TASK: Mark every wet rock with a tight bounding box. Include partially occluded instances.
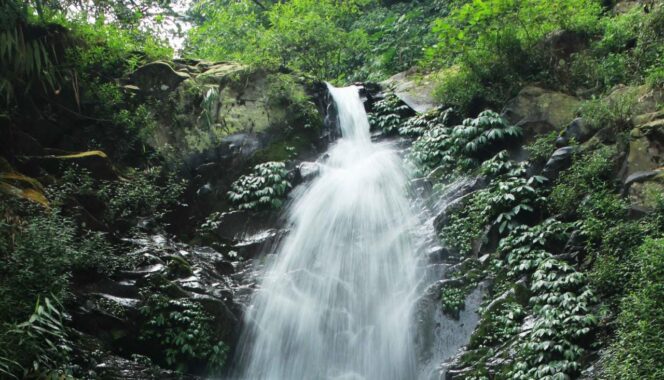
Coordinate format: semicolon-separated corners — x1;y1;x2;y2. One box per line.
232;228;285;259
296;161;320;183
211;210;279;242
542;146;577;181
417;281;489;380
432;177;487;232
502;86;580;142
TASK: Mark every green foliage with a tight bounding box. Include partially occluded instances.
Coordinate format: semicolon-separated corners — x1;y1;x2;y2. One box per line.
472;301;525;348
0;296;73;379
550;145;617;215
427;0;603;111
187;0;370;81
498;219;570;278
578;89;638;133
510;258;596;380
0;206;112;322
367;93;412;134
409;110;521;175
570;6;664;92
350;1;447;80
139;295;229;374
228;161;292;210
398;106;458;137
99;166;186;222
440;285;467;319
525;131;558;164
602;238;664;380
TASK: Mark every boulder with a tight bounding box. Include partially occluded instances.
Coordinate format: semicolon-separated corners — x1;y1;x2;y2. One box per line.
542;146;577;181
557;117;595;146
381;70;437;113
502;86;580;142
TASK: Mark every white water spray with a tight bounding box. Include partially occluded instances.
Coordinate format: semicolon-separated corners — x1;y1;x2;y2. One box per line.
236;85;423;380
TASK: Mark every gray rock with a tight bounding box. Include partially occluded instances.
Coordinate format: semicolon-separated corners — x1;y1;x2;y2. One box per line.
502;86;580;143
542;146;577;180
381;70;437;113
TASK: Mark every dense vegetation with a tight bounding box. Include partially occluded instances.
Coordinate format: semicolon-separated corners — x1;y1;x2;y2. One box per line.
1;0;663;378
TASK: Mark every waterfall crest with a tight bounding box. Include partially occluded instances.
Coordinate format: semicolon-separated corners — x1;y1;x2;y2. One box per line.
236;84;423;380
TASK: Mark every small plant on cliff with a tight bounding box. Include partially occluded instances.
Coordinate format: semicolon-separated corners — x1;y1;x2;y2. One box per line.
228;161;292;210
440;285;466;319
0;296;73;379
409;110;521;175
398;106;458;137
368;93;412;134
602;238;664;380
139;295;229;374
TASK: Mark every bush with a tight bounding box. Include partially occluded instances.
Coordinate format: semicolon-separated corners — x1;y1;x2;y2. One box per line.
409;110;521;175
228;161;291;210
550;145;617;215
0;297;73;379
426;0;602;111
0;208;112;322
367;93;412;134
603;238;664;380
525;131;558;165
139;295;229;374
440;285;467;319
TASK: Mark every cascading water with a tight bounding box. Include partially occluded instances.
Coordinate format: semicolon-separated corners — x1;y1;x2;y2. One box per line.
235;85;424;380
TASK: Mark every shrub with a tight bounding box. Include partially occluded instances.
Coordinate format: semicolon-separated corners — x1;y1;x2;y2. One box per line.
440;285;467;319
0;208;112;322
577;90;638;133
367;93;412;134
99;166;186;223
227;161;291;210
0;297;73;379
510;258;596;380
398;106;458;137
409;110;521;175
550;145;617;215
525;131;558;165
139;295;229;374
602;238;664;380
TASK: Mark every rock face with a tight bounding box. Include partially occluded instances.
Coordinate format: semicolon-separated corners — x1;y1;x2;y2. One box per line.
502;86;580;142
129;61;191;97
125;60;332;237
71;234;244;376
381;70;437;113
622;110;664;209
126;61;324;161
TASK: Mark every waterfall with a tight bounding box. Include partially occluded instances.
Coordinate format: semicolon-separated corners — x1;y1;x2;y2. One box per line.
236;84;424;380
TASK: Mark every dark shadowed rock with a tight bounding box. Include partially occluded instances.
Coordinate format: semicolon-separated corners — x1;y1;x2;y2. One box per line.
542;146;577;180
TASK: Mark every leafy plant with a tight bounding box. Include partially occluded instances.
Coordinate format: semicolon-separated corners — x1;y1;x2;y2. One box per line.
525;131;559;165
367;93;412;134
228;161;291;210
550;145;617;215
440;285;467;319
602;238;664;380
0;296;73;379
139;295;229;374
409;110;521;176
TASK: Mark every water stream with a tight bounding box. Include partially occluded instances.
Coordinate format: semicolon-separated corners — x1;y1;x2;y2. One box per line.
235;85;427;380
